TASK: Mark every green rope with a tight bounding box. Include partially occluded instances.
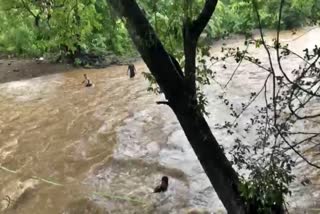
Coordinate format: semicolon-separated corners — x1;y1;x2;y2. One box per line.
0;165;17;174
0;165;63;187
93;192;146;205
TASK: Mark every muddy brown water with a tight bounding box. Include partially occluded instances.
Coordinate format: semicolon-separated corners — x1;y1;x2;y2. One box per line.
0;28;320;214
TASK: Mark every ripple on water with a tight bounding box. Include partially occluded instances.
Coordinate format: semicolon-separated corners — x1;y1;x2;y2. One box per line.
97;107;225;213
85;158;190;214
0;75;63;102
0;179;40;212
0;139;18;161
1;28;320;213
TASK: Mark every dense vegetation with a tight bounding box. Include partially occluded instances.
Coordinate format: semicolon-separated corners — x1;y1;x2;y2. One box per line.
0;0;319;59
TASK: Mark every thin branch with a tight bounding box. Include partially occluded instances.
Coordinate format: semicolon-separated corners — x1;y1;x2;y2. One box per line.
268;45;310;65
283;133;320;152
252;0;275;74
287;131;320;135
252;0;277;127
303;141;320;155
296;55;320;83
288;27;318;42
232;74;271;125
274;0;320;98
253;0;320;169
245;58;272;73
224;44;250;88
20;0;37;18
278;130;320;169
262;79;270;156
288;86;320;120
156;101;170;106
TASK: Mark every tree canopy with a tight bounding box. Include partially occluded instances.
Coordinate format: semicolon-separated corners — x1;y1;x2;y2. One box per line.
0;0;319;58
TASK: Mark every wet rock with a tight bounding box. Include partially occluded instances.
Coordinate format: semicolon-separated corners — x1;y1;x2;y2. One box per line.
0;179;39;211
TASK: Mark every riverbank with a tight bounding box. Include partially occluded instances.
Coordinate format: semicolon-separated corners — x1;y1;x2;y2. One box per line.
0;59;72;84
1;26;317;84
0;54;139;84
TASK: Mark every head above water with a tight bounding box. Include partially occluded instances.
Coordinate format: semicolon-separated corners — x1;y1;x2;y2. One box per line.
161;176;168;183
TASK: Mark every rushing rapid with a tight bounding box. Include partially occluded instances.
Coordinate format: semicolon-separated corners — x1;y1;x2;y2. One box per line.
1;28;320;213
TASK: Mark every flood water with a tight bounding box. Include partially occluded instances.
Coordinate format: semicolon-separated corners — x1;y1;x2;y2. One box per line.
0;28;320;214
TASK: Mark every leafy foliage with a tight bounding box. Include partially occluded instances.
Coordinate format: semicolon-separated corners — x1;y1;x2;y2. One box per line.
1;0;318;58
215;19;320;213
0;0;135;58
209;0;320;37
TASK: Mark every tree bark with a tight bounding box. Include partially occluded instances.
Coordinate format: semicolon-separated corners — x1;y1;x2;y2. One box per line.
183;0;219;101
171;101;246;213
183;21;197;103
106;0;247;212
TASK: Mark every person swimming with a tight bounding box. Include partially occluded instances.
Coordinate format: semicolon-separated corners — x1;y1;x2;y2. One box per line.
153;176;169;193
127;64;136;78
82;74;93;87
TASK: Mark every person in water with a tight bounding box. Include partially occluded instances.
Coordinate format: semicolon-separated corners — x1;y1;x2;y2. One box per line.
127;64;136;78
154;176;169;193
82;74;93;87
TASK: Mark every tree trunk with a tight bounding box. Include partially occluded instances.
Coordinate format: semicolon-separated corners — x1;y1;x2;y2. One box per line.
183;22;197;101
170;96;246;213
106;0;248;212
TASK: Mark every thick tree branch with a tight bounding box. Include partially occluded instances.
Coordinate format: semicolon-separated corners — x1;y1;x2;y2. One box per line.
107;0;185;104
183;0;218;105
191;0;218;38
156;101;170;106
